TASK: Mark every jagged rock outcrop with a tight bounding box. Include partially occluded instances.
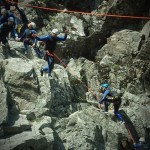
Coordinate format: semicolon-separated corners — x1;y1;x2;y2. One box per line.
53;107;128;150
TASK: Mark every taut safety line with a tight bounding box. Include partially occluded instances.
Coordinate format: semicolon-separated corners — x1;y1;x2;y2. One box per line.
53;53;100;100
7;0;150;20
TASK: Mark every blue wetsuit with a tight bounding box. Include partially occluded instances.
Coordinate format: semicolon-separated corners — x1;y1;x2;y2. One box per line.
21;29;37;54
99;88;123;121
0;22;14;44
99;89;109;112
0;12;18;38
35;33;67;76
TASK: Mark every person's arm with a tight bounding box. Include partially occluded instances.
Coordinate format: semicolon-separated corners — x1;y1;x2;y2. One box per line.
0;23;3;29
57;29;68;41
15;5;29;24
99;90;109;104
32;34;51;41
57;33;67;41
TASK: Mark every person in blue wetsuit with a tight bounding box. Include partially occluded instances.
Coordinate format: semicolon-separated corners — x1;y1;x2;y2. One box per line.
99;83;124;124
0;8;18;39
32;28;68;77
0;8;17;25
0;17;17;57
15;5;29;37
18;22;42;57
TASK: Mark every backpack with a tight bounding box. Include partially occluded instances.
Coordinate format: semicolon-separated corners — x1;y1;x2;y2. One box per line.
26;29;32;39
107;90;121;104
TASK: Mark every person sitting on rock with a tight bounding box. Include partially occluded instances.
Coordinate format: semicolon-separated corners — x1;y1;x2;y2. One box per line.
32;28;68;77
18;22;42;57
99;83;124;124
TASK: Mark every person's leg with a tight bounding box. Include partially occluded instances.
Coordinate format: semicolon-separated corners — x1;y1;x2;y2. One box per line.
42;66;48;72
47;56;54;76
34;46;43;58
114;102;123;121
2;37;10;58
11;28;18;40
40;66;48;76
104;99;108;112
40;56;53;76
23;40;28;54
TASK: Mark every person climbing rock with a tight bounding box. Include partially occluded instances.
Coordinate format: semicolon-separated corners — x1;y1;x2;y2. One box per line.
0;17;17;44
99;83;124;124
32;27;68;77
0;8;17;25
14;4;29;37
0;8;18;39
0;17;17;56
18;22;42;57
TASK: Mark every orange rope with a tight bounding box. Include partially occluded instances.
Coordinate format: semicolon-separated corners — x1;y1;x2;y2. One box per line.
53;53;100;100
125;123;138;144
7;0;150;20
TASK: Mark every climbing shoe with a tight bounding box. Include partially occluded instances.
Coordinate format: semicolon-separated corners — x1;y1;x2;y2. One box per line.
118;121;125;125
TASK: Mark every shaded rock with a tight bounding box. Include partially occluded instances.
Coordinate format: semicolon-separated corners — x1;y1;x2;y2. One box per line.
0;116;54;150
4;114;31;135
53;107;127;150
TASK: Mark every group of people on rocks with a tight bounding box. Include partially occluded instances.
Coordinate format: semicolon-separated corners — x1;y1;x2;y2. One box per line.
0;0;68;76
0;1;149;149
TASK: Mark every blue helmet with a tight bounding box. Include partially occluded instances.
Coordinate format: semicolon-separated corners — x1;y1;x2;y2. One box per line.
101;83;109;88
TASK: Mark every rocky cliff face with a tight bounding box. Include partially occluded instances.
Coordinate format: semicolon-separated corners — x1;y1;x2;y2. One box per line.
0;0;150;150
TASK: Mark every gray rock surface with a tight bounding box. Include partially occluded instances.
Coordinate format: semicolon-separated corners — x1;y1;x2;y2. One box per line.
0;0;150;150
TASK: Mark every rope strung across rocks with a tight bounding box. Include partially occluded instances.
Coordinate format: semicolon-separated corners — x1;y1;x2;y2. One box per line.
53;52;100;100
7;0;150;20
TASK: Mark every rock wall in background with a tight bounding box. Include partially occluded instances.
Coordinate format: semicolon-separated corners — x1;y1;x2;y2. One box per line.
0;0;150;149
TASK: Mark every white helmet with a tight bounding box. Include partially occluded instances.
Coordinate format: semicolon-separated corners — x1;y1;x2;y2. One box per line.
8;17;14;22
52;29;59;35
30;22;36;29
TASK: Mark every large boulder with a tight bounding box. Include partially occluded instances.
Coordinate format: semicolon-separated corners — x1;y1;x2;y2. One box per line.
0;116;54;150
53;107;128;150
